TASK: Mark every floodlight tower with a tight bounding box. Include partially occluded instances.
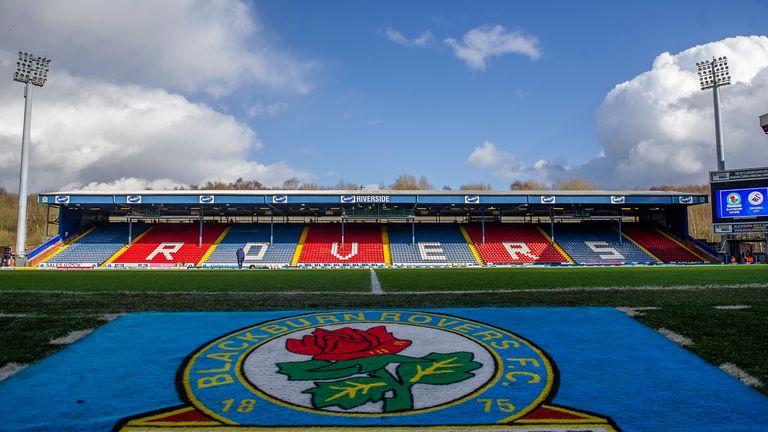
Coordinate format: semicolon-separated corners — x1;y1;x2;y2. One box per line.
13;51;51;266
696;56;731;171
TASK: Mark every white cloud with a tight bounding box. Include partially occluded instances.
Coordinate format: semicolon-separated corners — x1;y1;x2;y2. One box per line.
67;177;186;191
385;27;433;48
584;35;768;188
248;102;288;118
0;0;313;96
466;141;531;179
0;50;310;192
445;24;540;70
467;36;768;189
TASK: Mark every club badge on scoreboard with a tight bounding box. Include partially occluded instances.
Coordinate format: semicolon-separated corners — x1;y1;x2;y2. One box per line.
116;311;618;431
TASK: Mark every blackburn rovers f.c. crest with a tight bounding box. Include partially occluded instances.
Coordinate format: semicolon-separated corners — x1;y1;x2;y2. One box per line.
117;311;619;431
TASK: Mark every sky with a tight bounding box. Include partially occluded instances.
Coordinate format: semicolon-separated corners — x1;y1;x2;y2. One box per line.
0;0;767;192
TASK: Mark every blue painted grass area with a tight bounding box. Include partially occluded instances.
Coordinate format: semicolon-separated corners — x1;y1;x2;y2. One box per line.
0;308;765;431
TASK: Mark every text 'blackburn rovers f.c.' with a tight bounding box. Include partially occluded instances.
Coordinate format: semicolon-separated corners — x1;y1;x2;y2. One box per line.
117;311;618;431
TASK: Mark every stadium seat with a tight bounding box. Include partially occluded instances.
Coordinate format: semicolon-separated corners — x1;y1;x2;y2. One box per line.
112;223;227;266
388;224;478;265
465;223;570;264
203;223;303;266
298;223;384;265
552;223;658;264
621;225;705;263
44;223;149;266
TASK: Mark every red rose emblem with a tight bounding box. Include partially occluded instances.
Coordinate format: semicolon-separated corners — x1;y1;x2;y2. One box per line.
286;326;412;361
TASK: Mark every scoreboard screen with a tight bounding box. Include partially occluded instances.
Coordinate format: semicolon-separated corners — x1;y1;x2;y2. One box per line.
715;186;768;219
711;171;768;225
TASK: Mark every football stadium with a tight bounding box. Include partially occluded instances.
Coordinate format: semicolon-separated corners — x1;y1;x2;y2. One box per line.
2;3;768;432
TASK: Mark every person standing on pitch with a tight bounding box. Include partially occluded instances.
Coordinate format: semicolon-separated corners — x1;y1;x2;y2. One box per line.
236;247;245;269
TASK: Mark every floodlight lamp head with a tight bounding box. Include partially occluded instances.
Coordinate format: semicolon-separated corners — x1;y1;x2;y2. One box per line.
12;51;50;87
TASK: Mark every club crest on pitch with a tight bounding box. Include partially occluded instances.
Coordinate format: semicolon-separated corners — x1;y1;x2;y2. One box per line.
117;311;618;431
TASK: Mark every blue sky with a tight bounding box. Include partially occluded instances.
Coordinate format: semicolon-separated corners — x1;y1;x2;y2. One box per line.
1;1;767;191
231;0;768;188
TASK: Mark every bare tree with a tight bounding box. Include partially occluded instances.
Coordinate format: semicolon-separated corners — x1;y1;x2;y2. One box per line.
281;178;300;190
553;178;598;190
390;175;433;190
335;180;359;190
510;180;548;190
459;183;493;191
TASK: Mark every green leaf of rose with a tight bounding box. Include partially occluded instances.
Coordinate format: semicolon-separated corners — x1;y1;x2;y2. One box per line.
314;354;427;374
396;352;482;386
305;377;392;410
276;359;359;381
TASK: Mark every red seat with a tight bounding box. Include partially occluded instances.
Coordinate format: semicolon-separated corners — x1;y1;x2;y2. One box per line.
113;223;227;266
465;223;569;264
621;225;703;263
299;224;384;264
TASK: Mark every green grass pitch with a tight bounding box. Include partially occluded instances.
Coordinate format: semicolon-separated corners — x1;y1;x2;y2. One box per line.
1;265;766;395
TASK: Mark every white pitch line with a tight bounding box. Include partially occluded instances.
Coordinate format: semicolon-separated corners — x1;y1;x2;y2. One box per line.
0;363;28;382
1;283;767;296
616;306;661;317
370;269;383;294
720;363;764;388
658;328;694;347
49;329;94;345
714;305;751;310
0;313;33;318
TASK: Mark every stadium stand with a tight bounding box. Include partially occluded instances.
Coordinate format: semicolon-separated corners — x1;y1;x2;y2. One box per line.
43;223;148;267
466;223;570;264
552;222;658;264
621;224;706;263
388;223;478;265
203;223;303;267
111;223;227;266
298;223;384;265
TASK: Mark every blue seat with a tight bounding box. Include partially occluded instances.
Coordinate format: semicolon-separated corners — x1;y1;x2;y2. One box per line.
46;223;148;265
551;223;656;264
388;224;477;265
204;224;303;266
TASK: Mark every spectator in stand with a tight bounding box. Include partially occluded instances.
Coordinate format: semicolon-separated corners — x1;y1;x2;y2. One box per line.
236;247;245;269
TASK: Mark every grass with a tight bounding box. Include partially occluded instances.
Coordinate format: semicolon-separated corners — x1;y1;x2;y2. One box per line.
0;266;766;397
0;315;104;364
376;266;768;291
0;269;370;292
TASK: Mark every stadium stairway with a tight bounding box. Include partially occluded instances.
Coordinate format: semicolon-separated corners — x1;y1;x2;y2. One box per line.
110;223;227;267
465;223;571;264
621;224;707;263
388;224;479;266
552;223;659;264
297;223;384;265
40;223;149;267
202;223;304;267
